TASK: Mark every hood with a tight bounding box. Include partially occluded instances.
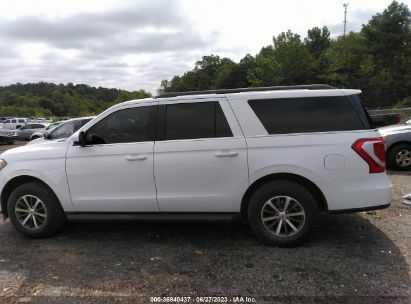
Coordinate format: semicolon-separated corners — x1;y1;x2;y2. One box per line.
378;124;411;136
27;137;47;145
1;139;69;161
26;137;67;145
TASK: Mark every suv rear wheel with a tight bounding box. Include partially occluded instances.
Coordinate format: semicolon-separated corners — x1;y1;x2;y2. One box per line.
7;182;66;238
388;143;411;171
248;180;318;247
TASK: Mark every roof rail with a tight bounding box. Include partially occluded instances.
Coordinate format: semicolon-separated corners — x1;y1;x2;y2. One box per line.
155;84;336;98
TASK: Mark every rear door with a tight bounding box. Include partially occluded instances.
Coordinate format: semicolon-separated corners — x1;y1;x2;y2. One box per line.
19;124;33;138
154;98;248;212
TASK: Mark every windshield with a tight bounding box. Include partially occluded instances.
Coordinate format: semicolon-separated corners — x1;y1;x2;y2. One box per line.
46;122;62;131
47;119;91;140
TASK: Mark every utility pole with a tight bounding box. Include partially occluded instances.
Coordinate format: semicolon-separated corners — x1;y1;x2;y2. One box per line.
343;3;349;37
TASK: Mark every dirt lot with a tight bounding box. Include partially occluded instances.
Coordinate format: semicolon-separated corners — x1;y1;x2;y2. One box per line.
0;141;410;303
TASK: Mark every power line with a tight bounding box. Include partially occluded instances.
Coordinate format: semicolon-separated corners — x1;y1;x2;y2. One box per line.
343;3;349;37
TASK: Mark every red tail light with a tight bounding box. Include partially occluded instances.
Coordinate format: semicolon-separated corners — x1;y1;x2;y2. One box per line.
396;114;401;123
352;137;386;173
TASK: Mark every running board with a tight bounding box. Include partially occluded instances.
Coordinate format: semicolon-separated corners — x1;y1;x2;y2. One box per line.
65;212;241;222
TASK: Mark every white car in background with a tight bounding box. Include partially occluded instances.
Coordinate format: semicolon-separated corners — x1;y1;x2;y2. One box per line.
0;129;18;144
2;118;28;130
0;85;392;246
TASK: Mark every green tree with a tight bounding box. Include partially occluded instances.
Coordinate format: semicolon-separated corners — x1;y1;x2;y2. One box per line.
362;1;411;64
360;1;411;106
0;83;151;117
304;26;331;59
320;32;368;87
247;46;282;86
215;54;257;89
272;30;316;84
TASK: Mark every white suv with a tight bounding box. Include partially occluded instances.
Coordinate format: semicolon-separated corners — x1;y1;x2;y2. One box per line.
0;85;392;246
2;118;27;129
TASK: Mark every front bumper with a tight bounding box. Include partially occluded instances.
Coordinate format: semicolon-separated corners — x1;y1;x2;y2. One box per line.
0;135;17;142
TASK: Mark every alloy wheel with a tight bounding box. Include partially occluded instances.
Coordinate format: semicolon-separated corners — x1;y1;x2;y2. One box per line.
15;195;47;230
395;149;411;167
260;196;306;237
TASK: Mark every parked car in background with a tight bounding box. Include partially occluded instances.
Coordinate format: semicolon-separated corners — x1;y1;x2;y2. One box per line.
17;123;48;140
0;85;392;246
29;117;95;144
0;129;17;144
2;118;28;130
29;117;48;124
370;113;401;128
30;121;63;141
379;122;411;171
0;117;11;123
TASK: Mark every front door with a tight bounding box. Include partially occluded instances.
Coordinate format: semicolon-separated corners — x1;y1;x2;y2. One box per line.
66;103;159;212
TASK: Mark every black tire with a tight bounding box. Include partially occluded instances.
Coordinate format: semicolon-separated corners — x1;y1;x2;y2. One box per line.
30;136;39;141
388;144;411;171
7;182;66;238
248;180;319;247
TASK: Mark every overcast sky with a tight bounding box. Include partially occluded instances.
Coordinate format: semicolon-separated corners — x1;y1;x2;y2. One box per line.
0;0;409;93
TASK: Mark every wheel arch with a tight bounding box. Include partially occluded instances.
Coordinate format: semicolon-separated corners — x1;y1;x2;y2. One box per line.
1;175;61;219
241;173;328;219
386;141;411;153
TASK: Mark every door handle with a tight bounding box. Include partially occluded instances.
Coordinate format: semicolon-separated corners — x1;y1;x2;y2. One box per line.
214;151;239;157
126;155;147;161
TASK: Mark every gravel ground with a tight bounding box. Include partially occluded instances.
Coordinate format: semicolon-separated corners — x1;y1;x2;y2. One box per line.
0;141;410;304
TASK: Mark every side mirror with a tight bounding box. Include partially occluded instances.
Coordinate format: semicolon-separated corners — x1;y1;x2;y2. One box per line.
78;131;87;147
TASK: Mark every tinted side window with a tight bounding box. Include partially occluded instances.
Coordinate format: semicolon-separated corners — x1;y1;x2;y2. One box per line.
163;101;232;140
216;104;233;137
248;96;366;134
347;94;373;129
86;106;156;145
18;119;25;123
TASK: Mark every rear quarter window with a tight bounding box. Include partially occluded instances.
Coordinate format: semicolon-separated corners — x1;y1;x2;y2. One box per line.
248;96;366;134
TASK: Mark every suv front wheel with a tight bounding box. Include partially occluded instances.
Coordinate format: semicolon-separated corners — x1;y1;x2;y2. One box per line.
7;182;66;238
248;180;319;247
